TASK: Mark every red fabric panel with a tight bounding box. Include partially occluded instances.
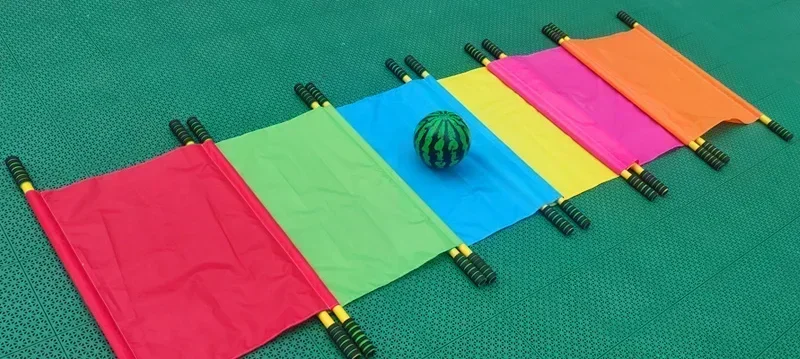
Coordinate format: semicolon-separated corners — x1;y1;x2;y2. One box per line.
26;190;135;359
36;144;330;359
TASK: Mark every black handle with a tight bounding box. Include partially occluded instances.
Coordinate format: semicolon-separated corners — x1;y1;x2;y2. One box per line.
481;39;505;59
625;174;658;201
541;205;576;235
542;23;568;44
5;156;32;188
341;318;377;358
767;120;794;141
464;43;489;65
617;11;639;28
637;170;669;196
404;55;428;78
697;142;730;164
385;58;410;83
305;82;330;106
294;83;317;109
169;119;194;146
326;320;364;359
466;252;497;284
558;199;591;229
452;252;487;286
694;146;725;171
186;117;213;143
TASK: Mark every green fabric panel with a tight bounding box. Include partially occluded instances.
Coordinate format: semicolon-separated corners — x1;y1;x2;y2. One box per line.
217;106;461;305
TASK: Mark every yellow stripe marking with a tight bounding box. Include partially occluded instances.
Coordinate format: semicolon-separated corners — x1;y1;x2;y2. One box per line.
498;53;508;59
318;311;335;328
480;58;491;66
457;243;473;256
20;181;34;193
759;114;773;125
688;141;701;151
332;305;350;322
448;248;460;258
322;101;332;107
310;102;320;109
420;71;430;78
620;169;633;180
630;163;645;175
401;75;412;83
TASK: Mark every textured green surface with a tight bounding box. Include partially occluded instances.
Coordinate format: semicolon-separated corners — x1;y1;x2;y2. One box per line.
0;0;798;358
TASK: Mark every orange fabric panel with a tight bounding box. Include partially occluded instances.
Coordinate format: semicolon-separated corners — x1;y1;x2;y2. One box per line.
563;26;761;144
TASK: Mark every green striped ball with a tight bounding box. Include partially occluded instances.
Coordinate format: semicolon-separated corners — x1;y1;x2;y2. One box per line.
413;111;471;169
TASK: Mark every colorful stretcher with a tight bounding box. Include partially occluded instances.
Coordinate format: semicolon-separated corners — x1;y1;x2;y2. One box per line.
6;10;790;359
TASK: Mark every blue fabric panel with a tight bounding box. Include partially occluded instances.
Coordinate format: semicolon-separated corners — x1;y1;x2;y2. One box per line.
338;76;560;244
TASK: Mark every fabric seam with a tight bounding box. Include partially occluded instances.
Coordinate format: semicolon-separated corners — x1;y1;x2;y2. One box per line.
492;58;634;173
198;142;337;307
324;105;462;246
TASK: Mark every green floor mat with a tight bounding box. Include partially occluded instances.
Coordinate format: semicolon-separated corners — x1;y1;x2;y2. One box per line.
0;0;798;358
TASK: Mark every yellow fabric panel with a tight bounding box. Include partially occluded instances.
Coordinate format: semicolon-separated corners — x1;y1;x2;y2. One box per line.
439;68;617;199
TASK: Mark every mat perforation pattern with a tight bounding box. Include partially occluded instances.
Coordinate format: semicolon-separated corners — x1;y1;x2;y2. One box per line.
1;0;798;358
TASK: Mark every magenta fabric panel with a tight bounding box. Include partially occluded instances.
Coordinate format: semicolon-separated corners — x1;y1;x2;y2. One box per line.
488;47;681;171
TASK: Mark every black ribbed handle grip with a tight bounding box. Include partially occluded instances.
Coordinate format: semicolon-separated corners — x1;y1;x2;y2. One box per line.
404;55;428;78
341;318;376;358
481;39;505;59
5;156;31;188
466;252;497;284
542;23;568;44
637;170;669;196
694;146;725;171
385;58;410;83
452;252;487;286
617;11;638;28
294;83;317;108
464;43;488;65
626;174;658;201
326;321;363;359
558;200;591;229
698;142;730;164
169;119;194;146
305;82;330;106
767;120;794;141
186;117;212;143
541;205;575;235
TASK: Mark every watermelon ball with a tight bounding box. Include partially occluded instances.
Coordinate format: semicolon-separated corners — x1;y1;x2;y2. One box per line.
413;110;471;169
